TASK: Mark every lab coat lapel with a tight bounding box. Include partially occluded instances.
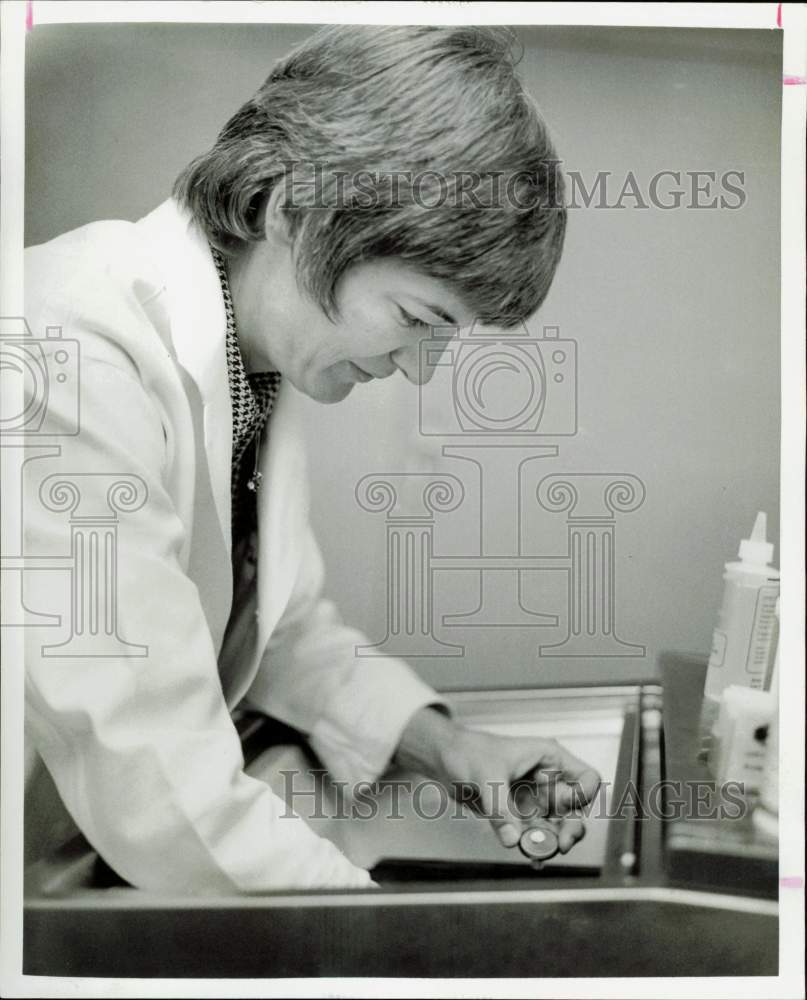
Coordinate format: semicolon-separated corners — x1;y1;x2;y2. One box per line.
138;200;233;559
219;384;304;709
136;201;234;651
138;201;306;690
255;381;305;655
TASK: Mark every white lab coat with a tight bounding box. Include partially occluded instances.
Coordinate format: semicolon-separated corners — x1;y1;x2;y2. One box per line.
22;198;443;893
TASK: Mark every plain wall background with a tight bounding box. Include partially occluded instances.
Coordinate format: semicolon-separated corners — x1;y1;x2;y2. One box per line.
25;23;781;691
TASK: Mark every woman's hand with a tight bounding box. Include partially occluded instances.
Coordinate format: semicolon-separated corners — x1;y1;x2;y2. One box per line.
395;706;602;851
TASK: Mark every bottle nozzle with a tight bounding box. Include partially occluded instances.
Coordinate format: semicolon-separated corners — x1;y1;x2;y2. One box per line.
739;511;774;565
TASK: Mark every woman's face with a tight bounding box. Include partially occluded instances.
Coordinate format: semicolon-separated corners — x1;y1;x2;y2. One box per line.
228;237;476;404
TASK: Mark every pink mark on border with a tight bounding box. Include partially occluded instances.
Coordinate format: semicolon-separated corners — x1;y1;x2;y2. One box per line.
776;3;782;28
25;1;33;31
783;75;807;85
780;876;804;889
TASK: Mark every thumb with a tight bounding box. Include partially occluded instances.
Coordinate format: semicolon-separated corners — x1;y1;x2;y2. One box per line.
475;774;523;848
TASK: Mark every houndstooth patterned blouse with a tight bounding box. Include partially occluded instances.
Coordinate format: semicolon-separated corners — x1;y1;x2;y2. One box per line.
210;246;282;550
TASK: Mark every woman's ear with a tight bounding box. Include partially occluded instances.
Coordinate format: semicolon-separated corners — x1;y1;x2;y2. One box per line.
262;182;294;247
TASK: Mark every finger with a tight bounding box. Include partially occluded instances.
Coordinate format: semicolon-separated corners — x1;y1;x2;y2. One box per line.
556;817;586;854
524;741;602;810
476;775;523;848
559;767;602;811
530;770;575;817
510;777;542;824
516;771;576;819
537;775;601;817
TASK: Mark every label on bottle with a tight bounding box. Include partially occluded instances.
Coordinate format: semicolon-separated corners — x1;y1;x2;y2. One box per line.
746;586;779;689
703;576;779;699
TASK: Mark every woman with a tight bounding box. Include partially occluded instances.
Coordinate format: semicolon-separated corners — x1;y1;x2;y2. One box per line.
23;25;599;892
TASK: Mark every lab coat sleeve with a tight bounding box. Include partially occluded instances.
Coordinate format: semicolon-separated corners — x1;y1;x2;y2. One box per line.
23;352;372;893
243;522;450;790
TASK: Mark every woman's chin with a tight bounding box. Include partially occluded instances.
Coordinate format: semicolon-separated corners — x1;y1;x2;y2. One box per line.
304;376;355;405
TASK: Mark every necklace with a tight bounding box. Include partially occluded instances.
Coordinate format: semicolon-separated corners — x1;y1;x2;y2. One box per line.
209;244;280;530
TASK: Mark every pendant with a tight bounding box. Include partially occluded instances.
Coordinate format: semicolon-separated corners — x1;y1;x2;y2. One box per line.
247;427;263;492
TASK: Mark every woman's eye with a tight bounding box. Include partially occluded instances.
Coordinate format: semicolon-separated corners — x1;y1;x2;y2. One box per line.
399;309;428;330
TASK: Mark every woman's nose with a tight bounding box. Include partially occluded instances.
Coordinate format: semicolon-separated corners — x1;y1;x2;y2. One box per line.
391;342;425;385
392;335;452;386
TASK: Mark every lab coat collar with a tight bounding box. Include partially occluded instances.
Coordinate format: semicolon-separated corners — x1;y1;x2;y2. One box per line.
136;199;233;560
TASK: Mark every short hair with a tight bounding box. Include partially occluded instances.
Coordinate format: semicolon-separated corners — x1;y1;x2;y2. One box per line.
174;25;566;327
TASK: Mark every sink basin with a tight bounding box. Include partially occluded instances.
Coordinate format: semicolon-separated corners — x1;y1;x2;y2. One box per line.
243;688;627;875
23;681;778;978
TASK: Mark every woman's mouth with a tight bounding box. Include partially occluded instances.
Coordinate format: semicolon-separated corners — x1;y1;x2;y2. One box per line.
348;362;374;383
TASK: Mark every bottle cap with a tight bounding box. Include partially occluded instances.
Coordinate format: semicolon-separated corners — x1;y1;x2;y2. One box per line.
738;511;774;565
518;821;560;862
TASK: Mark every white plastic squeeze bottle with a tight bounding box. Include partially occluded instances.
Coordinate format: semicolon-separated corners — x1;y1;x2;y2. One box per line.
753;596;780;838
698;512;780;763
